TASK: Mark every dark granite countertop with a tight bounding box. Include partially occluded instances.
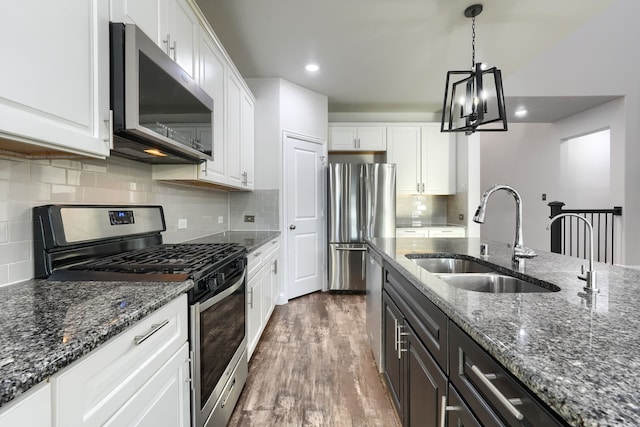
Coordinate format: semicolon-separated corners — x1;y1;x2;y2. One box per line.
367;237;640;427
0;279;193;408
185;230;280;252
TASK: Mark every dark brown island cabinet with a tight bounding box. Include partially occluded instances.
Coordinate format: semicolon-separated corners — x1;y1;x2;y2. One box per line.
382;264;568;427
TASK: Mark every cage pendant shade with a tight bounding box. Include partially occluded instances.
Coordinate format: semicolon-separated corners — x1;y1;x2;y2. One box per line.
440;5;507;134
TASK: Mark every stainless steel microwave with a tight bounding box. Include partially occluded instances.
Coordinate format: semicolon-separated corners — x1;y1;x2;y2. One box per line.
110;23;213;164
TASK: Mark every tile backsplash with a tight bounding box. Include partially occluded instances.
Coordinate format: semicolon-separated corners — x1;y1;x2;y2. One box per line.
0;155;230;286
396;194;448;226
229;189;279;230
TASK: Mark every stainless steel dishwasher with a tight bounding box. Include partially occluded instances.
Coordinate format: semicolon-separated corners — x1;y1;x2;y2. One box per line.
366;247;384;373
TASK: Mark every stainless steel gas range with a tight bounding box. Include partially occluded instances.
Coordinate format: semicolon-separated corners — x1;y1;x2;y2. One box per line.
33;204;247;427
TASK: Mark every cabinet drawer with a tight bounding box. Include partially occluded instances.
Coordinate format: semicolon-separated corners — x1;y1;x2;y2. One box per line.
247;249;263;280
52;294;188;426
262;238;280;261
428;227;465;238
449;322;566;427
384;266;448;372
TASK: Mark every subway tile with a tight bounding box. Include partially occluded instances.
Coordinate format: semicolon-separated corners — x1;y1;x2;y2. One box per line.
51;185;78;202
51;159;82;170
8;221;31;242
8;259;34;285
0;241;30;264
0;159;30;181
0;181;8;200
7;202;31;223
0;265;8;286
31;164;66;185
82;160;108;173
0;201;7;222
0;222;7;243
67;169;97;187
9;181;51;202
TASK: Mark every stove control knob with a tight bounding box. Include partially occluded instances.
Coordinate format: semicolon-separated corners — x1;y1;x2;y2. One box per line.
216;272;226;285
201;276;217;291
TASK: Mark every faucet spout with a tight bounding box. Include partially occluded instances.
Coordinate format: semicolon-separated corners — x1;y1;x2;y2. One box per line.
547;214;598;293
474;184;537;265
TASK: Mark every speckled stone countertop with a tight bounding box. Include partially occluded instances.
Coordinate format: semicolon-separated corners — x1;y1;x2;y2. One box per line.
185;230;280;252
367;237;640;427
0;279;193;408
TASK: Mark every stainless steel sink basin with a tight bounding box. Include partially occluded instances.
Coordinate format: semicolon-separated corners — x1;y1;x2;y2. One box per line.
408;257;495;274
436;273;558;293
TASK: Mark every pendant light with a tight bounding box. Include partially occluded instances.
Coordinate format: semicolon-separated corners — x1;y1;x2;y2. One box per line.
441;4;507;135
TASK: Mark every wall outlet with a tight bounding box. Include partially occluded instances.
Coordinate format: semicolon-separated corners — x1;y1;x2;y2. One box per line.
218;216;224;224
244;215;255;223
178;219;188;229
458;213;465;221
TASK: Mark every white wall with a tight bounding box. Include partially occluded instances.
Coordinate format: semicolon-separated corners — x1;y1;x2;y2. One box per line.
0;155;230;286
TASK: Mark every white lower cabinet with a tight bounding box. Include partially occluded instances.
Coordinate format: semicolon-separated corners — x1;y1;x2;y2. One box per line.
396;227;466;238
51;294;189;426
246;237;281;359
0;383;51;427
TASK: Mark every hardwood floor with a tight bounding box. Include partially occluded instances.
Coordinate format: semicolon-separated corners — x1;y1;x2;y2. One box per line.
229;292;401;427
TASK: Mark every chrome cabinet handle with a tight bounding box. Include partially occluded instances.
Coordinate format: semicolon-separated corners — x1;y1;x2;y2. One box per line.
439;396;461;427
273;259;278;274
393;318;399;352
416;183;420;192
134;319;170;345
470;365;524;420
186;350;195;391
248;287;254;308
103;110;113;148
397;324;409;359
422;182;425;192
163;34;172;55
335;247;367;251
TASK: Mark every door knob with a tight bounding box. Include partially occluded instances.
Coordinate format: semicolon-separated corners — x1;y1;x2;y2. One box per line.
289;224;296;230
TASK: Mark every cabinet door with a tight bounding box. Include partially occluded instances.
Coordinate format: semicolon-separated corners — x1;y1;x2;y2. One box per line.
428;227;465;238
103;343;190;427
328;126;357;150
226;73;243;187
382;291;404;418
421;125;456;195
446;385;483;427
261;264;272;326
241;91;255;189
110;0;167;46
247;272;263;359
167;0;198;78
0;383;51;427
198;26;227;184
0;0;110;158
396;228;429;238
405;324;447;427
387;126;421;194
357;126;387;150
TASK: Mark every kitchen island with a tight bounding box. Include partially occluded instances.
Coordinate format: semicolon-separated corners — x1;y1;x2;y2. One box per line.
368;236;640;426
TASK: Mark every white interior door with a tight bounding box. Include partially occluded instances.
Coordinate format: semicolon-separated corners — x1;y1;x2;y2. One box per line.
284;134;325;300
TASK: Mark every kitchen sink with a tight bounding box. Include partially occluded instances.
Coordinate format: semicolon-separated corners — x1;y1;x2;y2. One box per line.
436;273;559;293
407;256;495;274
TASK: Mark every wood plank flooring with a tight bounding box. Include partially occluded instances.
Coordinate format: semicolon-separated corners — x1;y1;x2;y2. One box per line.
228;292;401;427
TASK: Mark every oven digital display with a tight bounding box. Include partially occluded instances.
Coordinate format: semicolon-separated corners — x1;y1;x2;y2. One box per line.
109;210;135;225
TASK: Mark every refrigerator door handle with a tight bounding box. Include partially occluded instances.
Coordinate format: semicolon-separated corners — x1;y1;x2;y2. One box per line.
335;247;368;251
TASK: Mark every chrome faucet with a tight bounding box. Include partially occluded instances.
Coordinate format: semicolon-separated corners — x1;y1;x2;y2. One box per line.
547;214;598;293
473;184;537;265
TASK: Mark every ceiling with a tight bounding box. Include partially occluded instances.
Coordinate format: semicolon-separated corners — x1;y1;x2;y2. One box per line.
195;0;617;122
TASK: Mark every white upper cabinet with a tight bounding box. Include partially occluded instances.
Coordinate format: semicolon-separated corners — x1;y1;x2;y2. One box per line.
387;124;456;195
167;0;198;78
241;92;255;189
197;25;226;183
111;0;197;78
110;0;166;45
0;0;111;158
328;125;386;151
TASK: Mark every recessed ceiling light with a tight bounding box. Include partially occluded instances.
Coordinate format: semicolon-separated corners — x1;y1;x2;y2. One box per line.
514;108;528;117
305;63;319;72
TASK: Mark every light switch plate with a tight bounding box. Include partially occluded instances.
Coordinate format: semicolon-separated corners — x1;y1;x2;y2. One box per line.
218;216;224;224
244;215;255;223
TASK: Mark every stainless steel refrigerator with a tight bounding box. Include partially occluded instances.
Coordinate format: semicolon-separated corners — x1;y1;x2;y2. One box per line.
328;163;396;291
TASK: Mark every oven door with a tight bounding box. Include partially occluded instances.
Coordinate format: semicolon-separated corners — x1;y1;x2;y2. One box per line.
190;268;246;427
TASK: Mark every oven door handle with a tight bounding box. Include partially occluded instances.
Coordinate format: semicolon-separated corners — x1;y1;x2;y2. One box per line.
198;268;247;311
